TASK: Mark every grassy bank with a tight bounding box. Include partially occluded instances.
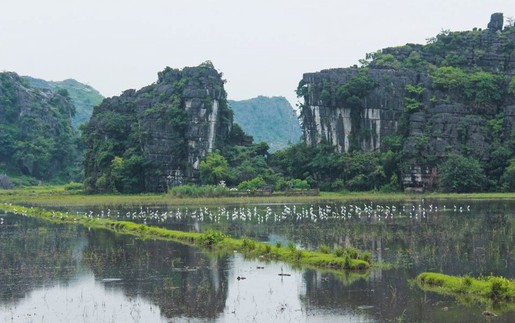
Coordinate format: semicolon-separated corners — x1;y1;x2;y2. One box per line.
0;203;371;271
417;272;515;313
0;185;513;207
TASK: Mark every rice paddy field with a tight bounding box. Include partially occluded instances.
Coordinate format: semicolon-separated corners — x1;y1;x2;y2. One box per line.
0;189;513;322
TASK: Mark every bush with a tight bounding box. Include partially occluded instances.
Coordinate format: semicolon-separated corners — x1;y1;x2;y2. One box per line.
439;154;487;192
0;174;13;189
318;244;330;254
289;179;310;190
488;276;510;300
237;176;266;191
198;231;226;247
64;182;83;191
168;184;229;197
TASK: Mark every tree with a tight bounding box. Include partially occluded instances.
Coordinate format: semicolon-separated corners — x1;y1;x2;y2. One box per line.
200;151;229;185
439;154;487;192
501;159;515;192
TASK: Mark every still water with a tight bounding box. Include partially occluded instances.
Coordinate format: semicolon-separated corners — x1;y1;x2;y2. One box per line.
0;199;513;322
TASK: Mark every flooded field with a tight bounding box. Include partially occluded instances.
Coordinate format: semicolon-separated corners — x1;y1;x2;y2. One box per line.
0;199;513;322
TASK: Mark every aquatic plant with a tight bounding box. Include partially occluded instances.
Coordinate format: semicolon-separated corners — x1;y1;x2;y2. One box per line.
416;272;515;313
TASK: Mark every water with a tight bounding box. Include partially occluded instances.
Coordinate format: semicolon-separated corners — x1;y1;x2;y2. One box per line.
0;199;513;322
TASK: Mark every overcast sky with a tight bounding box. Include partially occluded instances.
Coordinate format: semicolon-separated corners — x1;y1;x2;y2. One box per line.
1;0;514;106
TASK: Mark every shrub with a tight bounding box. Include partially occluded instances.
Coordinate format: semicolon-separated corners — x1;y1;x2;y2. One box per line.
334;248;345;257
264;244;272;254
318;244;330;254
198;231;226;247
242;238;256;250
294;249;303;261
488;276;509;300
287;242;296;251
64;182;83;191
275;241;282;248
237;176;266;191
439;154;487;192
0;174;13;190
168;184;229;197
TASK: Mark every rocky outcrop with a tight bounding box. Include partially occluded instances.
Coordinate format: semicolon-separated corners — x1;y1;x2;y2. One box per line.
298;14;515;190
0;72;79;181
23;76;104;128
83;62;235;192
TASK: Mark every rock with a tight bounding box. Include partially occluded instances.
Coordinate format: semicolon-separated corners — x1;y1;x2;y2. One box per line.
0;72;79;181
487;13;503;32
83;62;237;192
298;13;515;191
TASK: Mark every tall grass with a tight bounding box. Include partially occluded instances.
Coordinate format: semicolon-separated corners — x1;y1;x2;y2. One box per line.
168;185;230;198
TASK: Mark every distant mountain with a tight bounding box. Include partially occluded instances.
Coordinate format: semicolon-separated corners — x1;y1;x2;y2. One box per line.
23;76;104;128
229;96;302;152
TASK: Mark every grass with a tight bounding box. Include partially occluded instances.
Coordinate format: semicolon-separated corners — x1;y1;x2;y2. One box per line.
0;185;513;208
416;272;515;313
0;203;371;271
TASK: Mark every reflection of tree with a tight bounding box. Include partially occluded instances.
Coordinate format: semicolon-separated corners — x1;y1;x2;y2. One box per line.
0;215;81;303
254;200;514;276
82;229;229;319
75;200;512;277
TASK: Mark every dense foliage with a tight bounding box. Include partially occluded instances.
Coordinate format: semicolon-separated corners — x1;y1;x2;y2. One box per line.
0;72;80;185
23;76;104;128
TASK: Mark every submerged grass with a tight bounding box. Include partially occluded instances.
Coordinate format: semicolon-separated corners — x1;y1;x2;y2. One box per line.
417;272;515;313
0;203;371;271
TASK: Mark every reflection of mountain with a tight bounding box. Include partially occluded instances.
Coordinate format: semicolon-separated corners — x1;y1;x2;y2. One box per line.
66;200;514;277
0;214;83;303
82;229;229;319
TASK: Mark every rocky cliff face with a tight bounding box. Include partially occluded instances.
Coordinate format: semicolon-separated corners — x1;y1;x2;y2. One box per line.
0;72;79;181
298;13;515;190
83;62;234;192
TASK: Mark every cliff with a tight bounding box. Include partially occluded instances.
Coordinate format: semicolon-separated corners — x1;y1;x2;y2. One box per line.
23;76;104;128
298;13;515;190
0;72;79;182
229;96;302;152
83;62;238;193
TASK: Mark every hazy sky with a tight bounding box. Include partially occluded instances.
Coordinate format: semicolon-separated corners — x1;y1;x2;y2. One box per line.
1;0;514;106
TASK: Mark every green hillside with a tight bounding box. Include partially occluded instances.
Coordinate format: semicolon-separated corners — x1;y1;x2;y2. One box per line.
23;76;104;128
229;96;302;152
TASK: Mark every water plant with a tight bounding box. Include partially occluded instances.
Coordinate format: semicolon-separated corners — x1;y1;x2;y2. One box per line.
416;272;515;312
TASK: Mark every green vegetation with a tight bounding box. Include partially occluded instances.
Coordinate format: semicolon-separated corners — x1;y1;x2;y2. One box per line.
0;203;372;271
168;184;230;198
268;141;399;192
439;154;487;193
417;272;515;312
229;96;302;152
23;76;104;128
404;84;425;112
0;72;81;184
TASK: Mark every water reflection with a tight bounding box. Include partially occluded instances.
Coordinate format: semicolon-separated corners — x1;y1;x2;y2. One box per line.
63;199;514;277
1;198;514;322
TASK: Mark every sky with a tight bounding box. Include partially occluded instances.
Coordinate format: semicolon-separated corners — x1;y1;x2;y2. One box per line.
1;0;515;107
